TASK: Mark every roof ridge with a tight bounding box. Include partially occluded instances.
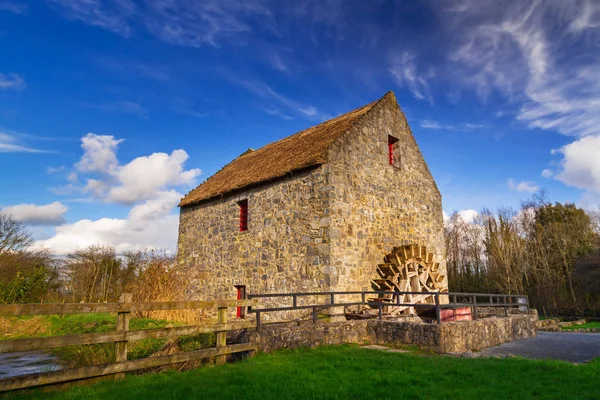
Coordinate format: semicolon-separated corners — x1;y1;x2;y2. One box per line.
179;91;394;207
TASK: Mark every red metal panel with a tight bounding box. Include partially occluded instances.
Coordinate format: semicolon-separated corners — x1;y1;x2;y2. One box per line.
388;142;394;165
440;307;472;322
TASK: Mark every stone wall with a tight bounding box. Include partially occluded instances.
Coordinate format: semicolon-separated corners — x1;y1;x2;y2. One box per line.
327;94;447;295
178;93;446;314
178;167;335;317
244;320;370;353
243;315;537;354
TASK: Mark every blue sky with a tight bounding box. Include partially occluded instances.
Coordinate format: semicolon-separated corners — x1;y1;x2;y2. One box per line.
1;0;599;254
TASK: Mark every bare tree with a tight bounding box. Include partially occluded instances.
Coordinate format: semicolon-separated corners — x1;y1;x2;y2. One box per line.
0;213;33;256
63;245;121;303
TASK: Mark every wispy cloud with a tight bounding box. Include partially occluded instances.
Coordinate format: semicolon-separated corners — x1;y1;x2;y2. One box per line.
0;73;25;90
420;119;484;131
47;0;135;37
83;101;148;118
174;108;208;119
389;51;435;103
230;77;326;120
0;131;51;153
507;178;539;193
0;0;27;14
47;165;65;174
90;56;171;83
446;0;600;138
48;0;272;47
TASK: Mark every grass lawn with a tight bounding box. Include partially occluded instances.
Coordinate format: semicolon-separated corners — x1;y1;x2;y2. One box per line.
4;345;600;400
0;314;214;366
561;321;600;331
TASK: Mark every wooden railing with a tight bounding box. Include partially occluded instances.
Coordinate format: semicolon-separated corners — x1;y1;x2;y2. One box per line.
0;294;256;392
248;291;529;326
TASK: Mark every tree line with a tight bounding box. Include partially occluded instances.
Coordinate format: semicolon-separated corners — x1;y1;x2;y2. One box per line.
2;198;600;317
445;196;600;316
0;213;187;306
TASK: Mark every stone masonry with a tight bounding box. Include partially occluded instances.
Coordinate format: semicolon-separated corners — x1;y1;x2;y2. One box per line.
242;314;538;354
177;92;446;314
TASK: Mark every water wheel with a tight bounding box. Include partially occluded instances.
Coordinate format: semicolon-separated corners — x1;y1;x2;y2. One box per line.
370;244;447;316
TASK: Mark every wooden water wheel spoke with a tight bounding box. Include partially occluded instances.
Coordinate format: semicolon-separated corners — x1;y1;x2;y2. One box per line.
369;244;448;317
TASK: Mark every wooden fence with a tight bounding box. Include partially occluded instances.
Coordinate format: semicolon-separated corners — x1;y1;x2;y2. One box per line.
0;294;256;392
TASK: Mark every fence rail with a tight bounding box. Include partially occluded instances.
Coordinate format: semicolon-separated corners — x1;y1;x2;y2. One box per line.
248;291;528;327
0;295;256;392
0;290;528;391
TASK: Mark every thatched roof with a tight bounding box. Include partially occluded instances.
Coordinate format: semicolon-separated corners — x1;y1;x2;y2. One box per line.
179;92;393;207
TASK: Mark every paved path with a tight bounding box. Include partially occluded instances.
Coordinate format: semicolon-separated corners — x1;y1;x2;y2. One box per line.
479;331;600;363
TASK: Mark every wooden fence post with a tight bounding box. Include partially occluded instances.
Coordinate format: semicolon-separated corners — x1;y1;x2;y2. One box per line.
216;307;227;365
115;293;132;380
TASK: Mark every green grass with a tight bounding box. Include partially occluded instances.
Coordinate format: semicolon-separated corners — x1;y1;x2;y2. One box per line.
4;345;600;400
1;314;214;367
561;321;600;331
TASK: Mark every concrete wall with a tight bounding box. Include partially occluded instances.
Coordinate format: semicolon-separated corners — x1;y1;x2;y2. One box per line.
327;94;447;294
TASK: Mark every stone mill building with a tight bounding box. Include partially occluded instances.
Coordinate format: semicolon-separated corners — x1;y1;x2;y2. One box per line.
177;91;447;304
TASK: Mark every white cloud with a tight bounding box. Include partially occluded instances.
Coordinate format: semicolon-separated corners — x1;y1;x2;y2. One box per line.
444;209;480;226
108;150;200;204
128;190;182;222
0;73;25;90
72;133;201;204
33;213;178;255
2;202;67;226
34;191;180;255
541;169;553;178
507;178;539;193
76;133;123;174
457;209;479;224
554;136;600;193
36;132;202;254
389;51;434;103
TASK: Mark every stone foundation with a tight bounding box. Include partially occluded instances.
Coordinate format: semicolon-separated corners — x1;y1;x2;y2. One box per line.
243;314;538;354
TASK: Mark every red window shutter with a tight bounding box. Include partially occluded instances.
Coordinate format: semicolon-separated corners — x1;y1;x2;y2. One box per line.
388;136;398;166
238;200;248;231
236;286;242;318
235;285;246;318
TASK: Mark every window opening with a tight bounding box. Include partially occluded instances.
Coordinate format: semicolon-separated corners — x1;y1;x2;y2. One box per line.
235;285;246;318
388;136;399;166
238;199;248;232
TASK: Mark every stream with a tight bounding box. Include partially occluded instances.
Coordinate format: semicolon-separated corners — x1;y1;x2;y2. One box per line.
0;351;62;379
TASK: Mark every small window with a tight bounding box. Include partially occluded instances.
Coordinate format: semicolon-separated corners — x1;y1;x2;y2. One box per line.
238;199;248;232
388;135;400;167
235;285;246;318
